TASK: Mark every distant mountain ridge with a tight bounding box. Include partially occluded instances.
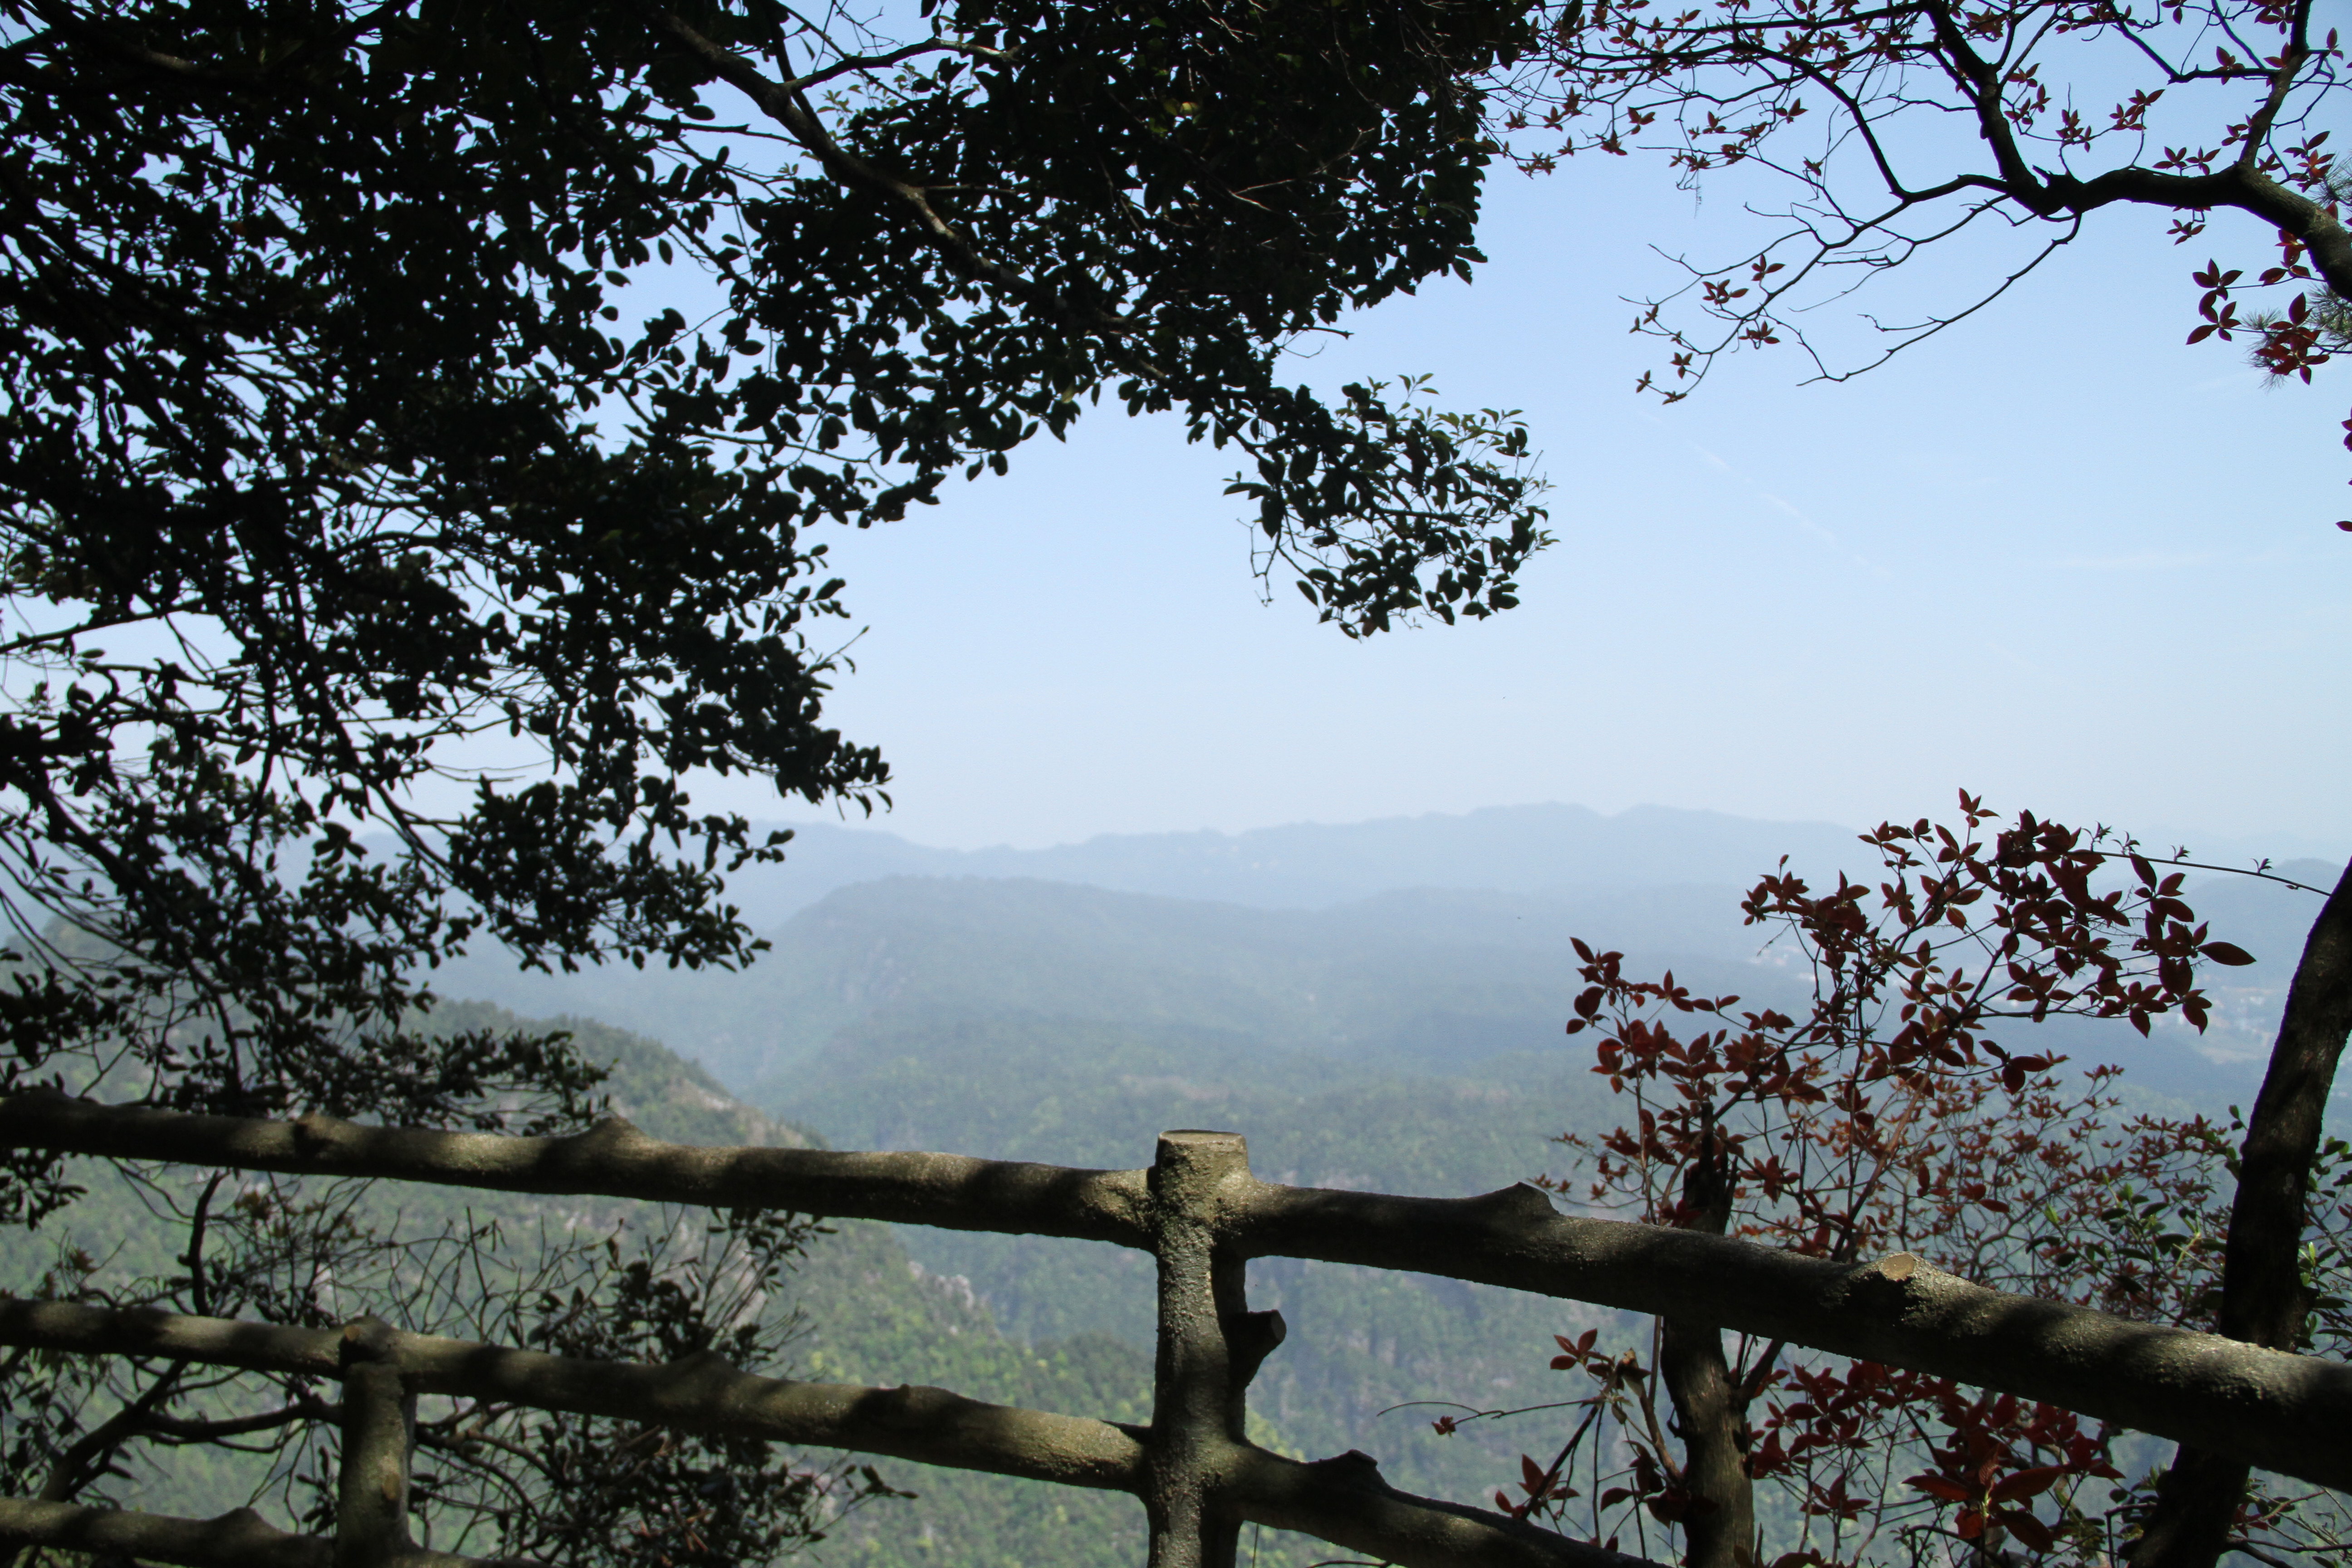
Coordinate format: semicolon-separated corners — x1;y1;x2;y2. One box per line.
441;876;2283;1112
711;802;1868;927
438;874;1794;1092
717;804;2345;928
434;801;1857;1078
429;802;2328;1112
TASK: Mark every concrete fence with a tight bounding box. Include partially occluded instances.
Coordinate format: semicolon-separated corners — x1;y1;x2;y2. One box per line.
1;1093;2347;1568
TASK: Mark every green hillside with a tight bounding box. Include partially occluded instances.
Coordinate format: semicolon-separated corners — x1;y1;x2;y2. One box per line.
12;844;2299;1567
436;873;1789;1093
1;1006;1521;1568
435;870;2267;1112
762;1006;1635;1515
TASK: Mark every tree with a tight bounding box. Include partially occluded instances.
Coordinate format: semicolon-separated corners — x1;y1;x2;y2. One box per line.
0;0;1548;1552
1496;0;2349;406
1457;797;2352;1568
0;0;1549;1167
1487;5;2352;1561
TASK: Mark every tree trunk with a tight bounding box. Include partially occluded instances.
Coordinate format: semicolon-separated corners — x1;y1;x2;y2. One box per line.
1660;1316;1754;1568
1660;1135;1754;1568
2128;855;2352;1568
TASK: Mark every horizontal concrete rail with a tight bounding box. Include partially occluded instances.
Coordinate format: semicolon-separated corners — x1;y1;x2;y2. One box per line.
1235;1183;2352;1493
6;1093;2350;1494
0;1090;1155;1245
0;1497;519;1568
0;1299;1641;1568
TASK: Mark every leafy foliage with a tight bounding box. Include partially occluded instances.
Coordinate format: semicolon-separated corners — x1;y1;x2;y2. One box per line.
0;0;1551;1223
1451;797;2352;1568
0;1166;879;1568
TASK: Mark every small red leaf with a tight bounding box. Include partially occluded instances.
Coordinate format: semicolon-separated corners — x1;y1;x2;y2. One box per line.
1989;1465;2066;1503
1908;1476;1972;1502
2002;1511;2057;1553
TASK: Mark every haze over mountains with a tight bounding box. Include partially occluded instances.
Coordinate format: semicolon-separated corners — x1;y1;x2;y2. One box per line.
705;802;1873;926
663;800;2343;929
411;802;2344;1564
439;801;2328;1110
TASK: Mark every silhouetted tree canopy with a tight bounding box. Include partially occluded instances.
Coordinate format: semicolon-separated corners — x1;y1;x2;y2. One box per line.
0;0;1550;1200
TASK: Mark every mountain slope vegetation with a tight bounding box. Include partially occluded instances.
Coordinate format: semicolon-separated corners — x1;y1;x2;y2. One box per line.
18;805;2322;1566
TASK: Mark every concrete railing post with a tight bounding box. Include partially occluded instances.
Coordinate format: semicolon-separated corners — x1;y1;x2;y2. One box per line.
335;1318;416;1568
1145;1130;1285;1568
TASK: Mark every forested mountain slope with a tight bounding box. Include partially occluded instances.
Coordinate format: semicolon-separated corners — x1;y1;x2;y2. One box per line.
441;873;1798;1093
441;862;2288;1109
766;1009;1630;1510
426;802;1870;1064
20;807;2321;1566
0;1011;1198;1568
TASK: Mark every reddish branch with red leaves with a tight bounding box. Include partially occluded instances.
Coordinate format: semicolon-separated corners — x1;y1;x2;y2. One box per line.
1439;795;2352;1568
1494;0;2352;491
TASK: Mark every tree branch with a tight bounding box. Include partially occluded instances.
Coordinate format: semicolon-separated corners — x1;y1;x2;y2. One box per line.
657;19;1024;296
774;38;1012;98
1923;6;2053;211
1656;1139;1754;1568
653;12;1139;335
36;1367;184;1504
2235;44;2312;171
136;1399;339;1443
2048;162;2352;299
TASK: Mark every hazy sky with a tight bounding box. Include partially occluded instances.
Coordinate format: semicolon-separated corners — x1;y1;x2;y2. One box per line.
685;147;2352;856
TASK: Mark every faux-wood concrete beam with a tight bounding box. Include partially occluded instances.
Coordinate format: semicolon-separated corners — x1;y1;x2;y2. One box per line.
0;1298;1639;1568
7;1093;2349;1492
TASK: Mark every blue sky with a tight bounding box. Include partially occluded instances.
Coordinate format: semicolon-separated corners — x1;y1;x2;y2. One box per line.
684;148;2352;857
